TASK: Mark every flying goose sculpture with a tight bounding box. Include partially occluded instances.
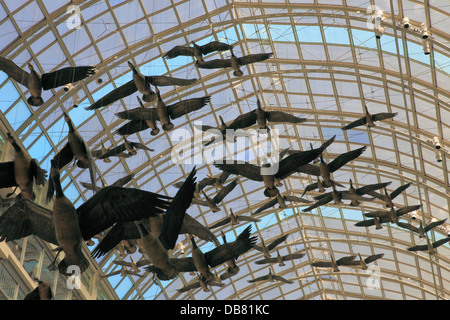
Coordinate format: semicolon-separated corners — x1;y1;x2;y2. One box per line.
363;204;422;224
252;234;289;259
282;143;321;163
115;88;211;134
80;173;135;192
188;225;257;282
317;146;367;188
310;255;358;272
113;256;150;273
191;178;239;212
407;236;450;255
164;41;233;63
0;133;47;200
146;225;257;281
253;192;312;215
215;231;242;280
0;57;95;106
110;96;162;137
302;181;390;212
197;49;273;76
204;108;273;141
177;273;225;293
0;160;171;275
85;61;197;111
208;208;260;229
346;179;387;206
254;250;306;267
397;218;447;238
24;279;53;300
46;111;96;203
339;253;384;270
173;172;230;199
293;147;368;188
367;182;412;208
224;99;307;132
214;136;336;198
90;141;125;163
99;137;154;160
136;168;197;280
247;268;293;284
355;204;423;229
195;115;253;147
300;177;344;197
100;267;144;278
341;105;397;131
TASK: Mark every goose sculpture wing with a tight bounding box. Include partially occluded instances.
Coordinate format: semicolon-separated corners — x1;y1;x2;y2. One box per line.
237;53;273;66
76;186;172;241
116;120;150;136
203;225;257;268
158;167;197;251
326;146;367;174
91;221;141;259
0;57;30;86
166;96;211;120
40;66;96;90
0;198;59;246
0;162;17;188
85;80;138;111
214;161;263;182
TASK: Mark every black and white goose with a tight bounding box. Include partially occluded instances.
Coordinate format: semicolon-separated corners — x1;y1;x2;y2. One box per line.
310;255;358;272
214;136;335;198
208;208;260;229
225;99;307;132
254;250;306;267
355;204;423;229
91;210;220;259
146;225;257;282
122;168;197;281
0;160;171;275
253;192;312;215
0;57;95;106
191;178;239;212
341;105;397;130
24;279;53;300
115;88;211;135
339;253;384;270
80;173;135;192
407;236;450;255
367;182;412;208
397;218;447;239
197;50;273;76
164;41;233;64
252;234;289;259
46;111;96;203
85;61;197;111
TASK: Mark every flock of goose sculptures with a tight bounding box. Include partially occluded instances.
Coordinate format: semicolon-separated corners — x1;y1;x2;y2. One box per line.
0;40;448;300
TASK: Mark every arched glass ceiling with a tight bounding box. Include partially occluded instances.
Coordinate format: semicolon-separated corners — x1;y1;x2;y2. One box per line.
0;0;449;300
